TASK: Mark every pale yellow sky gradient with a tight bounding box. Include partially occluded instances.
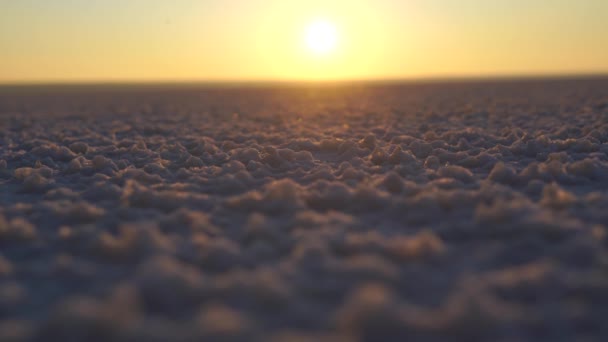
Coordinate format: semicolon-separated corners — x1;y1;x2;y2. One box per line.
1;0;607;83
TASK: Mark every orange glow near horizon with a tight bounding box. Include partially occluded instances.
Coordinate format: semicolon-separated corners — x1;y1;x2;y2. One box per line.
0;1;607;83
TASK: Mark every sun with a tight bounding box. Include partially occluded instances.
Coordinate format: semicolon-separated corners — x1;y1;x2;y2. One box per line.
305;20;338;55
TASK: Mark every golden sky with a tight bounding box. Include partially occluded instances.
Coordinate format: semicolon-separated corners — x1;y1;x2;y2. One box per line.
1;0;607;83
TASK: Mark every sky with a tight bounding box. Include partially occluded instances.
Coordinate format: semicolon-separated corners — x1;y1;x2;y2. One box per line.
1;0;607;83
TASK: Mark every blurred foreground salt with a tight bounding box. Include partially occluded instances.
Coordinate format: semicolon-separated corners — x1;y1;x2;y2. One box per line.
1;79;608;340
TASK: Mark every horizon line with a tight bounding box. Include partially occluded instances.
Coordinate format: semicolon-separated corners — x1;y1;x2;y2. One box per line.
1;72;608;88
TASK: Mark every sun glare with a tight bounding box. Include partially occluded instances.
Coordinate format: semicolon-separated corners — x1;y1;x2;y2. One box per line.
305;20;338;55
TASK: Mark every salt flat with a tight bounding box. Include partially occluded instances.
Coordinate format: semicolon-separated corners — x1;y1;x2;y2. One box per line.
1;78;608;341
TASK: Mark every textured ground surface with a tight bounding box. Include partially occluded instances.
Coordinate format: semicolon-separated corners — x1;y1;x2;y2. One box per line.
1;79;608;341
